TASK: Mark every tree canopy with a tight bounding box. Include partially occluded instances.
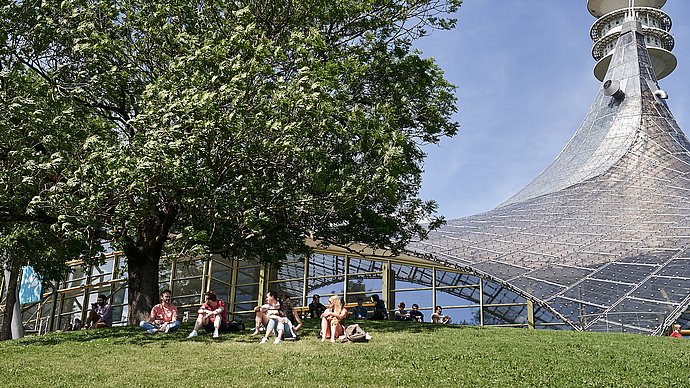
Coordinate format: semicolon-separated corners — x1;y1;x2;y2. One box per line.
0;53;110;338
1;0;461;323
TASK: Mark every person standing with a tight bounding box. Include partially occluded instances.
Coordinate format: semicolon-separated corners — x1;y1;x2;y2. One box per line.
187;291;228;338
84;294;112;329
140;289;180;334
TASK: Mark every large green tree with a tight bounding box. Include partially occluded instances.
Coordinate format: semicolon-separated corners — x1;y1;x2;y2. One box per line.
3;0;460;324
0;61;107;339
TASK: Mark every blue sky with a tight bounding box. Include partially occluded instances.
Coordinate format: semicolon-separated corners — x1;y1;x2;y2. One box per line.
416;1;690;220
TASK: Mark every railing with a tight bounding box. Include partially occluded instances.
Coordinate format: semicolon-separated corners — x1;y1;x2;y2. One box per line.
578;311;668;334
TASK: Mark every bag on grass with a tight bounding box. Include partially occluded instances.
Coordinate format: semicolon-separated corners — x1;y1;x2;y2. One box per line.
344;324;369;342
227;321;245;332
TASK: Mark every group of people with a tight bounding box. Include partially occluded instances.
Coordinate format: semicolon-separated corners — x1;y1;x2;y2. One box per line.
63;289;453;341
252;292;351;343
252;291;303;344
307;293;452;326
394;302;424;322
394;302;452;324
308;294;387;320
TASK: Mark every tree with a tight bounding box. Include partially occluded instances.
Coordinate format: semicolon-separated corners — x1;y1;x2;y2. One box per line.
0;63;106;339
346;280;367;303
2;0;461;324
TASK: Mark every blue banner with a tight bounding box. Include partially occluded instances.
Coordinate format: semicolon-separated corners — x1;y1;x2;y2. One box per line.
19;266;43;305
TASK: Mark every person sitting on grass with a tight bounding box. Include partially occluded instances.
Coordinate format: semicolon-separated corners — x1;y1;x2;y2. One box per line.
253;291;281;336
308;294;326;319
321;295;348;343
83;294;112;329
350;297;369;319
63;317;82;331
140;289;180;334
408;304;424;322
280;294;303;334
369;294;388;320
187;291;228;338
264;294;303;343
670;323;683;338
394;302;412;321
431;306;451;324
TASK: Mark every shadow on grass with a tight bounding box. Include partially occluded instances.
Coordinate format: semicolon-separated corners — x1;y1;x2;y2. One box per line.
7;319;474;347
346;319;474;334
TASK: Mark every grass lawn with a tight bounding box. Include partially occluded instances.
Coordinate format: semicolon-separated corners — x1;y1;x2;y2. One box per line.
1;320;689;387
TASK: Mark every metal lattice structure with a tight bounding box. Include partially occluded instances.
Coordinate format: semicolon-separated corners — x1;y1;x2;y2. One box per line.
407;2;690;335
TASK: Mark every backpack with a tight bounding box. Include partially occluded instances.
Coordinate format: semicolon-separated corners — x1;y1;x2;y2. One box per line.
343;324;369;342
227;321;245;332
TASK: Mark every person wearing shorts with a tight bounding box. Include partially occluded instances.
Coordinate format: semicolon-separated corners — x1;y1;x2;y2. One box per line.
187;291;228;338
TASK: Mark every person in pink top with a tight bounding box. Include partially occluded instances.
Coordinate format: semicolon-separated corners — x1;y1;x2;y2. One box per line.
188;291;228;338
140;289;180;334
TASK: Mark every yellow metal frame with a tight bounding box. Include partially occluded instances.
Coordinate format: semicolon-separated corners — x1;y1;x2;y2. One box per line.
1;245;549;334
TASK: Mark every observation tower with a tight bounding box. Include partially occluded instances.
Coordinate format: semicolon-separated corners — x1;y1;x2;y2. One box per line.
407;1;690;335
588;0;676;80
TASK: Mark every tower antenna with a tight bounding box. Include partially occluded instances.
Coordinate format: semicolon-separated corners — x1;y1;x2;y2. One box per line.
630;0;636;20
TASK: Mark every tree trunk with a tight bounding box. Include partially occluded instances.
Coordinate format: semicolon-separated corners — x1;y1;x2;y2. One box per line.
122;203;179;325
125;247;161;325
1;260;21;341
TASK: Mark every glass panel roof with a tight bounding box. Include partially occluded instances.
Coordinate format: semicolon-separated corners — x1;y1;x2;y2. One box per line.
406;24;690;334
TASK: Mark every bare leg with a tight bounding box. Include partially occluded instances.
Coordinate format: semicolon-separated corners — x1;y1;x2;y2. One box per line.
320;317;330;342
330;319;340;343
253;311;267;335
264;319;278;339
211;317;222;337
193;315;207;332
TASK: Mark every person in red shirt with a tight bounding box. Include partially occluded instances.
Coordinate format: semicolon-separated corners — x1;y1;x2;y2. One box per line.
670;324;683;339
140;289;180;334
187;291;228;338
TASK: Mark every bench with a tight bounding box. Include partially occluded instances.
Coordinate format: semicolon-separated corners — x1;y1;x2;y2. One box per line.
293;302;375;318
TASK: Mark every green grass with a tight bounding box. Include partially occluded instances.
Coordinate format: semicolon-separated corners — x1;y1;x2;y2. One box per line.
1;320;689;387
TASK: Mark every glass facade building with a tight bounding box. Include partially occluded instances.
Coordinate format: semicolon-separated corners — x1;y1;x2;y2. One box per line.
1;248;563;334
